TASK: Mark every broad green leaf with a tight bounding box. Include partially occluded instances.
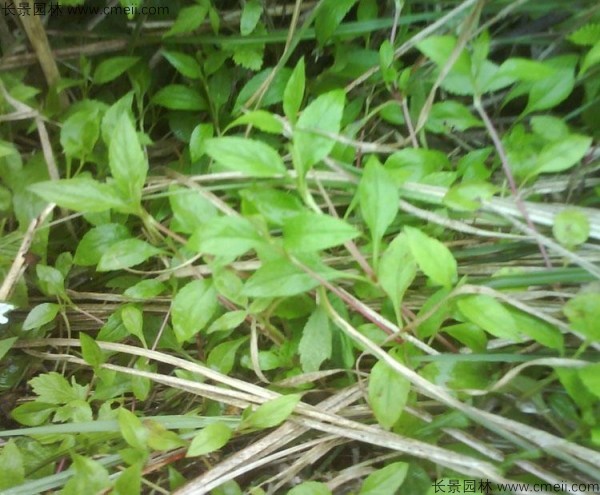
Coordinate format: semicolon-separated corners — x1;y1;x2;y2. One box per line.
293;90;345;176
457;295;521;341
207;310;247;334
416;35;471;74
233;67;292;112
283;212;359;252
563;293;600;341
205;137;286;177
146;420;185;451
0;337;17;360
190;123;214;161
579;364;600;399
121;305;146;346
164;5;208;37
288;482;332;495
384;148;450;184
530;115;570;141
404;226;457;288
187;422;232;457
240;188;304;226
60;110;100;159
242;255;341;297
124;279;166;300
299;306;332;373
97;239;161;271
232;44;265;72
241;394;301;430
169;186;217;233
315;0;358;46
581;40;600;75
80;332;105;368
497;58;556;81
534;134;592;175
359;462;409;495
171;279;218;342
508;308;563;352
74;224;130;265
101;92;135;146
283;57;305;123
368;359;410;428
443;181;497;211
378;233;416;320
132;358;153;401
11;402;55;426
62;455;111;495
109;113;148;201
226;110;284;134
188;216;263;258
0;440;24;490
359;158;398;255
553;209;590;248
240;0;263;35
30;372;86;405
29;178;126;212
568;23;600;45
207;336;247;374
114;463;142;495
118;408;148;451
36;264;65;297
93;56;139;84
523;56;577;114
427;101;482;133
152;84;207;111
22;303;59;330
162;50;202;79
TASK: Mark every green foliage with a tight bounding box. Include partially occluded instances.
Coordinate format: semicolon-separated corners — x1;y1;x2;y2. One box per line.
240;394;301;430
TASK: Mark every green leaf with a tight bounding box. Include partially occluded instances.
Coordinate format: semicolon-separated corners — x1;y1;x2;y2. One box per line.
417;35;471;74
508;308;563;352
162;50;202;79
207;336;247;374
23;303;59;330
359;462;409;495
187;422;232;457
121;305;146;346
240;0;263;35
242;255;340;297
80;332;105;368
226;110;284;134
188;216;263;258
60;110;100;159
427;101;482;133
11;401;55;426
283;57;305;123
146;419;185;451
553;209;590;248
36;264;65;297
404;226;457;288
240;188;304;226
368;359;410;429
579;364;600;399
101;92;135;146
208;310;247;334
205;137;286;177
109;113;148;201
93;56;139;84
523;56;577;114
29;178;126;212
530;115;570;141
62;454;111;495
443;181;497;211
315;0;358;46
97;239;161;271
74;224;130;265
288;482;332;495
299;306;332;373
0;337;17;360
581;40;600;75
164;5;208;37
241;394;301;430
169;185;217;233
118;408;148;452
359;158;398;256
114;463;142;495
171;279;218;342
497;58;556;81
378;233;416;320
293;90;345;176
124;279;166;300
457;295;522;341
30;371;86;405
152;84;207;111
283;212;359;252
190;123;214;161
569;23;600;45
564;293;600;341
0;440;24;490
534;134;592;175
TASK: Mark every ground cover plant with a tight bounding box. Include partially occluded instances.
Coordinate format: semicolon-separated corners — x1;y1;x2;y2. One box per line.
1;0;600;493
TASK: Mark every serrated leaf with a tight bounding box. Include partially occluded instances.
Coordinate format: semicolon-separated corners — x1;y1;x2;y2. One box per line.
187;422;232;457
283;212;359;252
240;0;262;35
188;215;263;258
30;372;86;405
205;137;286;177
315;0;358;46
416;35;471;74
457;295;522;341
109;113;148;201
29;178;127;212
74;224;130;266
164;5;208;37
232;45;264;71
23;303;59;330
242;394;301;430
378;233;416;320
568;23;600;46
404;226;457;288
283;57;305;123
93;56;139;84
299;306;332;373
97;239;161;271
368;359;410;429
152;85;207;111
535;134;591;174
359;462;409;495
162;50;202;79
359;158;398;256
293;90;345;176
171;279;218;342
